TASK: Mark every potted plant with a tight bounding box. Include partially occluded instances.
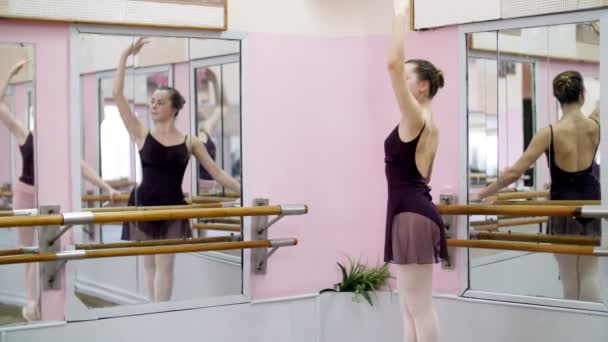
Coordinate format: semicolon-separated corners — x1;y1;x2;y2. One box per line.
317;258;400;341
320;258;393;306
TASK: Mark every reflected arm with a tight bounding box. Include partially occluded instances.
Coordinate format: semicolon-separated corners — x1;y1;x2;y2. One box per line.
191;135;240;194
80;160;117;198
476;127;551;200
0;102;28;145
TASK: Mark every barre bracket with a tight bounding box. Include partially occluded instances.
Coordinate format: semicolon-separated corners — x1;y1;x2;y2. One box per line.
440;194;456;271
251;198;290;274
40;205;65;290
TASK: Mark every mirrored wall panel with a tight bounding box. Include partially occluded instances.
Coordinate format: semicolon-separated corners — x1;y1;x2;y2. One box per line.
467;22;603;308
75;33;242;310
0;42;39;324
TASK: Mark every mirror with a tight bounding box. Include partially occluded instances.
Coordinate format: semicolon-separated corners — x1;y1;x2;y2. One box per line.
0;43;39;324
75;33;242;311
190;38;242;250
467;31;500;269
467;22;603;307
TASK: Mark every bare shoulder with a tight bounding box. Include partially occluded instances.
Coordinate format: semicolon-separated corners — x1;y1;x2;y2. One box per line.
537;125;551;135
531;126;552;146
428;121;439;139
190;134;202;145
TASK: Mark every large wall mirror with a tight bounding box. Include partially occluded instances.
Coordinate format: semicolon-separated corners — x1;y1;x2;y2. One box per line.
72;30;242;316
466;19;606;311
0;43;38;324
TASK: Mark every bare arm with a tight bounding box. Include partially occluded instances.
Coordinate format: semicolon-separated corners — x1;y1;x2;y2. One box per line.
202;107;222;134
476;127;551;200
0;60;29;144
202;70;227;134
0;102;28;145
80;160;118;200
0;60;28;102
112;38;148;147
387;0;425;131
191;135;241;194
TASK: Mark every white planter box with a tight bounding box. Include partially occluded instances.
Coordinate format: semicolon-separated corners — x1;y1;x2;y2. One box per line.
318;292;403;342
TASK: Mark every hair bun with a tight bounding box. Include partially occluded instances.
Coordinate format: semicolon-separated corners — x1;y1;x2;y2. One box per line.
436;68;445;89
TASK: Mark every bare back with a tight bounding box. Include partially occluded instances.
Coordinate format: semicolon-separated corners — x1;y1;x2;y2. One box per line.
398;117;439;181
551;115;600;172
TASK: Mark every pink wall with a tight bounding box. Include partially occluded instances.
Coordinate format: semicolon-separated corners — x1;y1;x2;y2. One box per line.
245;27;462;300
0;20;72;321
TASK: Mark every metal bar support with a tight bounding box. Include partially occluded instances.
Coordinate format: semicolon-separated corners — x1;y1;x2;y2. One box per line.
440;194;456;270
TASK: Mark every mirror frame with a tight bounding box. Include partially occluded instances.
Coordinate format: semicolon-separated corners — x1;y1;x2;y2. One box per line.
67;24;248;321
459;8;608;313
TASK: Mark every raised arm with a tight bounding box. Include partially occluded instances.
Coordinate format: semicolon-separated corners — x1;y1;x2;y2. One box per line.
0;60;29;144
201;70;227;134
191;135;241;194
112;37;148;147
475;127;551;200
0;102;28;145
387;0;425;130
0;59;28;102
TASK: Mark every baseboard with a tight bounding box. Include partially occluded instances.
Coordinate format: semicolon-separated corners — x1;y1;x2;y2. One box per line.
0;289;27;307
75;278;147;306
471;250;533;268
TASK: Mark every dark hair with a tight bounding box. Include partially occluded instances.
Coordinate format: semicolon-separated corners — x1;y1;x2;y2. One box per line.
552;71;584;105
406;59;445;98
157;86;186;117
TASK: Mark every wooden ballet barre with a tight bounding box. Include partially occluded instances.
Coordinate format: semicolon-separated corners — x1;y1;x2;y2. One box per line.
471;217;548;231
436;204;579;217
0;208;39;217
0;190;12;198
494;200;600;206
81;193;130;202
3;205;222;216
447;239;607;256
76;236;238;250
191;196;240;204
192;223;241;232
0;247;38;257
104;179;135;188
198;192;240;199
87;203;222;213
0;238;298;265
485;191;549;202
470;216;546;226
469;232;600;246
81;194;239;204
201;218;241;224
0;204;308;228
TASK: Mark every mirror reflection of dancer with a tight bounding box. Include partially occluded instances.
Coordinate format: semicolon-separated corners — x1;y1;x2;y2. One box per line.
475;71;601;302
112;38;240;303
385;2;447;341
0;60;118;321
196;69;224;194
